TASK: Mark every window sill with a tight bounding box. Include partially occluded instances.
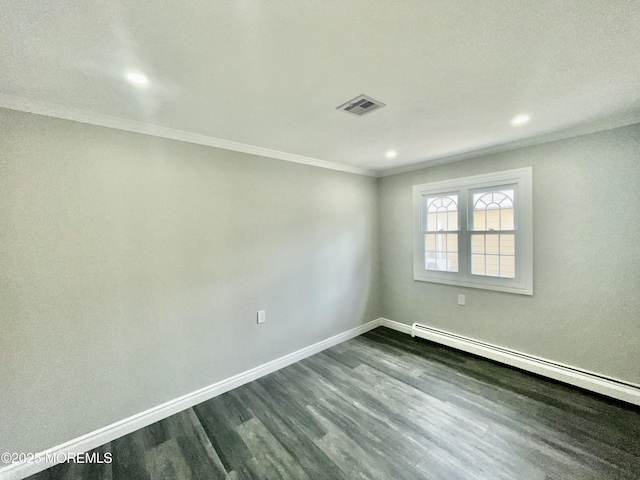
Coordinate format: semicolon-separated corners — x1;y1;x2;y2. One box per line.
413;272;533;295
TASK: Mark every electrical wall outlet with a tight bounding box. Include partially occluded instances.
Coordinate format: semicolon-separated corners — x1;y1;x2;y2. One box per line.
257;310;266;324
457;294;466;306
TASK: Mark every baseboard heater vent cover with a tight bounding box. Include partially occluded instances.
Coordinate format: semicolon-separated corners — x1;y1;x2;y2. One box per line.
410;322;640;407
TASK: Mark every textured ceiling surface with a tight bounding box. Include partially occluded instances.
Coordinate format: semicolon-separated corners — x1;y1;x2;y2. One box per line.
1;1;639;174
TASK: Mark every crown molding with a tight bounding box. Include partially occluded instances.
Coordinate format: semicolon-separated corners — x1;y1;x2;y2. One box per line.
5;94;638;181
376;114;640;178
0;94;377;178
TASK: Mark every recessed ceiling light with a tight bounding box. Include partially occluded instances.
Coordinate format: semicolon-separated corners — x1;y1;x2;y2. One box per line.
125;71;149;86
510;114;530;126
386;150;397;159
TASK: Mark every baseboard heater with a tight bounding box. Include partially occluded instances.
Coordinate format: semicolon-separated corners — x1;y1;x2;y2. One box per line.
410;322;640;407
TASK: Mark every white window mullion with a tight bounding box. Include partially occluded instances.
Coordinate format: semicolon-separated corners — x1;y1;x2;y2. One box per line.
458;190;470;276
412;167;532;295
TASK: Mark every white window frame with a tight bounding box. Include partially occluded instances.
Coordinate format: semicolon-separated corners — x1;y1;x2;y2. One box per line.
413;167;533;295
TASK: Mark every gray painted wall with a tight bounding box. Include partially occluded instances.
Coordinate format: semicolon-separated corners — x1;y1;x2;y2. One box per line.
0;108;381;456
379;123;640;385
2;107;639;460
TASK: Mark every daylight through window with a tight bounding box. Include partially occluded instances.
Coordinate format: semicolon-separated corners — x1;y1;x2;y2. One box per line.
412;168;532;295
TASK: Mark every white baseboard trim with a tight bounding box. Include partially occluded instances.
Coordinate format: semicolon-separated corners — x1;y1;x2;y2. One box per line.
378;319;640;407
379;318;413;335
0;318;382;480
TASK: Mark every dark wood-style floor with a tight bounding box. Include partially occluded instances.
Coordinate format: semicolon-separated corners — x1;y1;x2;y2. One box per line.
29;327;640;479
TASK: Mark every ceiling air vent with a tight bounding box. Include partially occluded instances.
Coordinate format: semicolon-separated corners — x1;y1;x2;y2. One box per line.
337;94;386;117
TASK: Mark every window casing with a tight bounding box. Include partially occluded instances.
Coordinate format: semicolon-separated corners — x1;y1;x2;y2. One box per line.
413;167;532;295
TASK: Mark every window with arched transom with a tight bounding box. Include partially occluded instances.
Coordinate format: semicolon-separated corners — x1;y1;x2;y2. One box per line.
413;168;532;295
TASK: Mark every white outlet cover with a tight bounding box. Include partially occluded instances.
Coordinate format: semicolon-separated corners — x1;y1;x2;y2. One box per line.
457;294;466;306
257;310;266;323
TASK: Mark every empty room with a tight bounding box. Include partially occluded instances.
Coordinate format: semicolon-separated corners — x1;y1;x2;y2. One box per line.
1;1;639;479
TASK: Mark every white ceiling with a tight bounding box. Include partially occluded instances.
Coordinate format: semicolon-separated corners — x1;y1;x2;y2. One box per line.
1;1;639;176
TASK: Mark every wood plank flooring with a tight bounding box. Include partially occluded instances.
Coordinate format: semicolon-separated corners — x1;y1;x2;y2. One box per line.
28;327;640;479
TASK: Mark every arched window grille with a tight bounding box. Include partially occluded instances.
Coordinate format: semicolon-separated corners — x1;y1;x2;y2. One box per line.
471;189;515;278
413;167;532;295
424;195;458;272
